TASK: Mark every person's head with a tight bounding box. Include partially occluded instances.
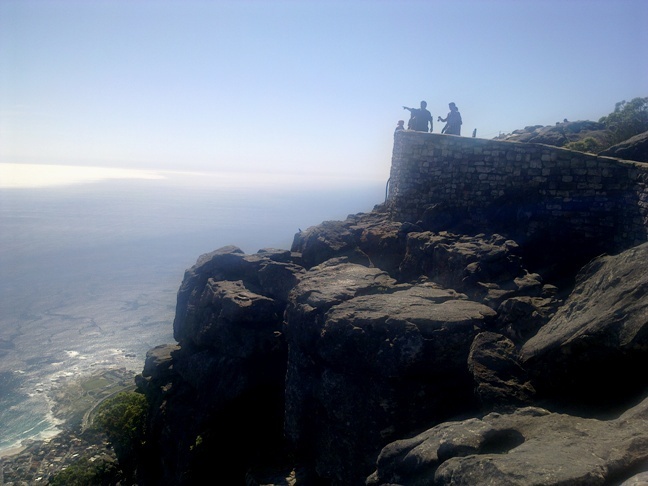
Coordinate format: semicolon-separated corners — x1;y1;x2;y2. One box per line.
397;120;404;126
449;102;457;111
420;101;427;109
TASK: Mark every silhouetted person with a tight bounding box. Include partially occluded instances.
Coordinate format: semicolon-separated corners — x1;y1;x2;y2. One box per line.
403;101;433;132
395;120;405;133
438;102;462;135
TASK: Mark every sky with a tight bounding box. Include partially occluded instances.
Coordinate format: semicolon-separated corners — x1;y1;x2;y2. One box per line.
1;0;647;182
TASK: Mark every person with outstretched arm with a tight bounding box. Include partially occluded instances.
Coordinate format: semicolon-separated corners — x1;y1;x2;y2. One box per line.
403;100;433;132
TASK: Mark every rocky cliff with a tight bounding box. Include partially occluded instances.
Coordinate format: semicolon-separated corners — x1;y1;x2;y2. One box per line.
495;122;648;163
133;139;648;485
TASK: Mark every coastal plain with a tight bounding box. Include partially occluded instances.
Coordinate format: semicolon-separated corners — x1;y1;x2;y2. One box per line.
0;368;134;483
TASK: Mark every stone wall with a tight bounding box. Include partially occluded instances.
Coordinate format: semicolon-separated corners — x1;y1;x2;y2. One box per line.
388;131;648;256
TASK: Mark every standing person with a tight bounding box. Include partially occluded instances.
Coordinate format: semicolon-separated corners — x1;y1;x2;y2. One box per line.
438;102;462;135
403;100;433;132
395;120;405;133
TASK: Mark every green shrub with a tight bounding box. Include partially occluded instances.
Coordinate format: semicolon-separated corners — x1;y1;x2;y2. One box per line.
93;391;148;476
564;136;604;154
49;457;119;486
599;97;648;145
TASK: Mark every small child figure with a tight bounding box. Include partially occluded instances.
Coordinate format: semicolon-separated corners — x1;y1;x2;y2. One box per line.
395;120;405;133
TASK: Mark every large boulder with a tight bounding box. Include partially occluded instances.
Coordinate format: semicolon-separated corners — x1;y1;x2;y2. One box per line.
368;394;648;486
399;232;524;288
495;120;609;148
284;260;497;484
599;130;648;162
174;245;303;342
290;219;371;269
398;231;552;311
468;331;535;412
521;242;648;407
291;209;407;274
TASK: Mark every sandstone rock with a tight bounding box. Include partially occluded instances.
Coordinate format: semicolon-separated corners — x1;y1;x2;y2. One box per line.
135;245;306;485
398;232;539;310
174;245;303;343
354;213;408;275
468;331;535;412
141;343;178;381
284;261;497;484
620;471;648;485
291;219;371;269
291;210;409;276
183;279;283;352
525;125;569;146
258;259;304;301
290;212;556;319
133;207;647;485
318;285;496;376
599;130;648;162
495;294;560;344
521;242;648;406
496;120;609;148
256;247;294;262
369;394;648;486
174;245;250;341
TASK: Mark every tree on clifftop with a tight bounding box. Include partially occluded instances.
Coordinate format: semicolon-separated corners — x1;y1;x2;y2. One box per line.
599;96;648;145
94;391;148;480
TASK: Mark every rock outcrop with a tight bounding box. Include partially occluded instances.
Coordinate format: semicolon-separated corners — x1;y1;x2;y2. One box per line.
521;242;648;407
134;200;648;485
368;396;648;486
494;120;611;147
370;241;648;485
284;263;496;483
132;126;648;485
599;130;648;162
494;123;648;162
136;246;303;485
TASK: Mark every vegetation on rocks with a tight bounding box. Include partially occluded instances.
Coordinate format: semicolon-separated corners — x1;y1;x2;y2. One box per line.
564;97;648;153
598;97;648;145
93;391;148;478
49;457;120;486
494;97;648;158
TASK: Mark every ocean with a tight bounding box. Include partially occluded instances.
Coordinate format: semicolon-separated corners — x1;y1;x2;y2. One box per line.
0;164;385;456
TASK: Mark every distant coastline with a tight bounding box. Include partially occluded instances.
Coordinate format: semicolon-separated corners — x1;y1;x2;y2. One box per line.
0;368;134;459
0;444;28;459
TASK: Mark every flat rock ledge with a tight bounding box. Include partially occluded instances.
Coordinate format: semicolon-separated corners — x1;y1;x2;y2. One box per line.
368;394;648;486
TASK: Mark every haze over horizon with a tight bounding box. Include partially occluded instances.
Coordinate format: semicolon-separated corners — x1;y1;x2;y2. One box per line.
1;0;647;182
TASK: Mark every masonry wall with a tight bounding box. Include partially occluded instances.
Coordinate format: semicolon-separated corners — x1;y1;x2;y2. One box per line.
388;131;648;254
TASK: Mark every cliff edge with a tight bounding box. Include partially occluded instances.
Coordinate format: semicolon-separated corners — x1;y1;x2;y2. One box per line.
133;201;648;485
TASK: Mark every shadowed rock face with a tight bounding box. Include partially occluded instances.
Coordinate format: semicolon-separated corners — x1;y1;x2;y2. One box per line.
135;210;648;486
370;241;648;486
284;262;496;483
521;242;648;407
468;331;535;411
137;246;303;485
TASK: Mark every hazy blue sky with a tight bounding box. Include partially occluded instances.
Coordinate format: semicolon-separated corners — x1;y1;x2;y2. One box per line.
1;0;646;182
